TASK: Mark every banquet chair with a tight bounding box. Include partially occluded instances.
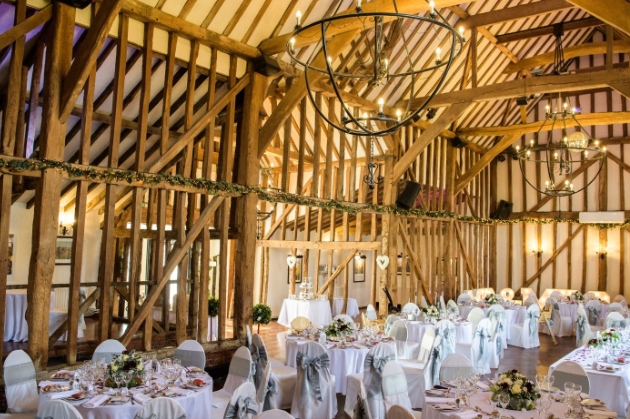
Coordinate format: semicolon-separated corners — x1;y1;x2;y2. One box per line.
251;334;292;399
291;342;336;419
174;340;206;370
605;311;626;329
455;318;493;375
367;305;378;321
622;300;629;310
381;362;415;416
575;304;592;347
420;296;428;309
500;288;515;301
257;363;279;413
134;397;186;419
385;315;399;334
524;296;537;308
4;350;38;414
487;304;507;353
435;320;456;360
399;328;436;408
507;304;540;348
467;307;485;331
585;300;603;327
388;320;420;359
456;293;471;305
440;296;447;311
35;400;82;419
550;291;563;302
609;303;623;313
345;343;396;418
291;316;312;332
549;298;573;337
401;303;420;320
334;314;355;324
256;410;293;419
352;381;373;419
614;295;626;303
385;405;416;419
213;346;255;417
584;292;596;301
550;361;590;395
446;300;459;315
439;353;474;381
223;382;259;419
92;339;126;364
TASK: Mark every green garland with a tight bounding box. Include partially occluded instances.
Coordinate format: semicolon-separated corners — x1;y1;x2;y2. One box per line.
1;156;627;230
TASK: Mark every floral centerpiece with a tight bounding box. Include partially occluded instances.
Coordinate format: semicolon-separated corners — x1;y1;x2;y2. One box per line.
326;318;354;339
571;291;584;301
589;329;621;348
422;305;440;318
104;350;144;388
485;294;500;305
490;370;540;411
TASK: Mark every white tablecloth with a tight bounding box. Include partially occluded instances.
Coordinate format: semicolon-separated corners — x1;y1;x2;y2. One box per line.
550;345;630;418
152;308;218;341
559;302;609;323
458;305;526;339
332;297;360;318
277;299;333;328
405;321;474;345
424;391;571;419
38;376;213;419
4;290;70;342
285;338;395;395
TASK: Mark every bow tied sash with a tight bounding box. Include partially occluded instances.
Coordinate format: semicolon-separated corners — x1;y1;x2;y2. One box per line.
296;352;331;402
576;315;587;344
527;311;540;337
475;329;491;365
261;375;279;411
364;354;394;398
225;396;258;419
430;346;442;386
586;305;600;326
437;327;455;356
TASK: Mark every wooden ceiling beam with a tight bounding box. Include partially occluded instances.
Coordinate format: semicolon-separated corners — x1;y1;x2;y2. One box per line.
566;0;630;36
495;17;603;44
0;4;50;52
459;0;573;29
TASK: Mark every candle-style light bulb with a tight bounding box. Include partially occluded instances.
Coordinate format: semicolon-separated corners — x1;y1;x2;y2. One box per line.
570;183;574;190
584;150;589;157
563;136;568;143
296;10;302;27
435;47;441;62
530;139;534;147
545;104;550;114
429;1;435;15
357;0;362;8
459;26;465;39
603;146;607;152
384;58;389;71
326;56;332;66
396;109;402;121
289;37;296;52
545;180;550;188
516;145;520;152
378;98;384;114
527;150;531;157
594;140;600;147
563;102;568;110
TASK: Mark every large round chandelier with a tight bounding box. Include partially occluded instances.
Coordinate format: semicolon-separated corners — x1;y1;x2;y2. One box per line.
286;0;465;137
515;93;606;198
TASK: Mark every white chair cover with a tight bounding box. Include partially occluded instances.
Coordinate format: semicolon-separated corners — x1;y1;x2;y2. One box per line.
381;362;412;412
134;397;186;419
609;303;623;313
550;291;563;302
345;343;396;419
550;298;573;337
439;353;474;381
224;382;258;419
352;380;373;419
446;300;459;315
500;288;515;301
174;340;205;370
35;400;82;419
606;312;626;329
420;296;428;309
455;318;492;375
456;293;471;304
401;303;420;320
384;315;398;334
575;304;592;348
388;321;419;359
488;304;507;354
386;405;415;419
584;292;596;301
367;305;378;321
334;314;355;324
466;307;485;331
507;304;540;349
291;342;336;419
622;300;629;309
614;295;626;303
255;410;293;419
256;363;279;413
524;296;537;308
224;346;255;393
440;296;446;311
4;349;38;413
585;300;602;327
92;339;126;364
399;330;435;409
551;361;590;395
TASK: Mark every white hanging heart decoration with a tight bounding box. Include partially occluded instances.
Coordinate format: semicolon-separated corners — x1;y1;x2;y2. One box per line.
286;255;297;269
376;255;390;270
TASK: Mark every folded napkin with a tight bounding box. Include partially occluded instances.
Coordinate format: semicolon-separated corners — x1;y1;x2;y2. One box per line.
47;390;77;400
476;381;489;391
449;411;480;419
83;394;109;408
170;387;193;397
426;397;456;404
584;408;617;419
425;389;449;397
39;380;69;387
582;399;605;407
133;393;152;405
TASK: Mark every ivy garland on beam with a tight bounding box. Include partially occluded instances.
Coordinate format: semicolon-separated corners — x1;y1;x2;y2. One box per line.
1;156;628;230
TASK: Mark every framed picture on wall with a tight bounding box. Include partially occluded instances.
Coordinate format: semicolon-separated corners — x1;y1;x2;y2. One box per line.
7;234;14;277
287;255;303;284
353;252;366;282
55;236;73;265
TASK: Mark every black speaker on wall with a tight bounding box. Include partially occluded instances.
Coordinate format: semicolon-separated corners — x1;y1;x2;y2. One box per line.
396;181;421;209
56;0;93;9
491;200;513;220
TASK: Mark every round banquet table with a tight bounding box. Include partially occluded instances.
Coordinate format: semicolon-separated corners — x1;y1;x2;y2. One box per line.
423;391;573;419
285;337;396;395
559;302;609;323
405;320;474;345
37;376;213;419
458;305;526;339
277;298;333;328
5;290;55;342
332;297;360;319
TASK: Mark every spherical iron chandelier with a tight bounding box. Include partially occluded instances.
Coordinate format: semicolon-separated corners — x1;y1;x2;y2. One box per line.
286;0;465;137
515;93;606;198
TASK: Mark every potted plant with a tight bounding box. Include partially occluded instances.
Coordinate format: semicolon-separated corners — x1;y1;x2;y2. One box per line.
208;297;219;340
253;303;272;333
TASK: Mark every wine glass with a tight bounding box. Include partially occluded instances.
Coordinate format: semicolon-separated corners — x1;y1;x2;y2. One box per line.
536;398;544;419
114;372;124;395
547;375;555;392
498;392;510;418
121;371;131;396
535;374;545;390
541;396;552;418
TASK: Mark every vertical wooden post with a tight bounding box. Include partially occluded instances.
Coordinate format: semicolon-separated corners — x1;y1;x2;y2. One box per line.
380;155;395;317
27;2;75;369
233;70;267;341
